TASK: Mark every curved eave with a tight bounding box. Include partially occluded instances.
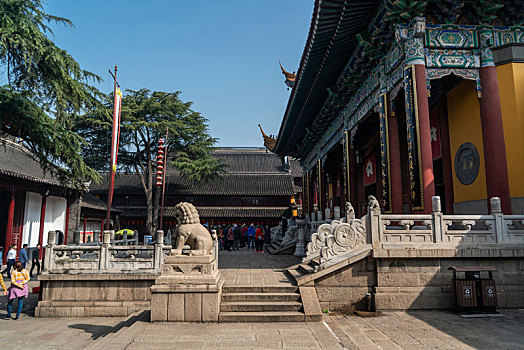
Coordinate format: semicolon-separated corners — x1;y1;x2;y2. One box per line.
274;0;379;157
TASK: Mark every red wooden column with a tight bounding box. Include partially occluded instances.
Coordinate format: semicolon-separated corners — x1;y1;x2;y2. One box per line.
5;188;16;261
414;64;436;213
478;67;511;213
403;23;435;213
388;105;403;214
38;195;47;259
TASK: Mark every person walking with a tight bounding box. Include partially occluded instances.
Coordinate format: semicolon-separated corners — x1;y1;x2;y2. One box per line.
233;224;242;251
227;226;234;251
218;227;224;251
240;224;248;248
19;244;29;269
247;224;256;249
2;245;17;277
255;225;264;253
6;261;30;320
30;244;41;278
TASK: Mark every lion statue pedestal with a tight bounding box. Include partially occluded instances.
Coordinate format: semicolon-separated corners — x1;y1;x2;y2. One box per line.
150;202;223;322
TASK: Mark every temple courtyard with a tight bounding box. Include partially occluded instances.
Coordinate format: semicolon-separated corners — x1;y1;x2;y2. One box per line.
0;249;523;349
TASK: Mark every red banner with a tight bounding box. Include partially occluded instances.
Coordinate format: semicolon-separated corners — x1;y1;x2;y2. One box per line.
363;153;376;186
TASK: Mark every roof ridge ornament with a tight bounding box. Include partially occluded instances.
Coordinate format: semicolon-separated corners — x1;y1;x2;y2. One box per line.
279;61;296;89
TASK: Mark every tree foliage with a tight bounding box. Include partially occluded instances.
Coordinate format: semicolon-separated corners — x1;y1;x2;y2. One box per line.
78;89;225;233
0;0;102;187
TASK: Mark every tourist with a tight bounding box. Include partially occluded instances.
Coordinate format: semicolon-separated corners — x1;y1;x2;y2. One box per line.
19;244;29;269
233;224;242;251
227;226;234;251
218;227;224;251
247;224;256;249
2;245;17;277
6;261;30;320
240;224;248;248
255;225;264;253
0;247;3;270
30;244;41;278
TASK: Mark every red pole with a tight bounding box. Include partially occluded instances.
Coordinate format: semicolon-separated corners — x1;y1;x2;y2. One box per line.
160;128;169;230
4;187;15;264
64;201;71;244
38;195;47;259
83;217;87;244
101;219;104;240
106;65;118;230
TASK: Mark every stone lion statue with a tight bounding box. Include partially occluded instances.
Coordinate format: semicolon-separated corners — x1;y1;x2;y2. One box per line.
172;202;213;256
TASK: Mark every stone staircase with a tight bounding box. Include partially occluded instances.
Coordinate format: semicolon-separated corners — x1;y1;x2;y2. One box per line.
266;238;296;255
219;285;313;322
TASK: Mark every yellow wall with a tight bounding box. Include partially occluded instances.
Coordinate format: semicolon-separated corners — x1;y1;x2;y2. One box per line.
497;63;524;198
447;80;487;202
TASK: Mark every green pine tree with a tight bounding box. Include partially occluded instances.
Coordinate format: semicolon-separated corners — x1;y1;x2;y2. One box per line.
0;0;102;188
78;89;225;234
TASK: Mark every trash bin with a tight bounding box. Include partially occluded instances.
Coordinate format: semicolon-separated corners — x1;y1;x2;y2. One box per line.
449;266;497;313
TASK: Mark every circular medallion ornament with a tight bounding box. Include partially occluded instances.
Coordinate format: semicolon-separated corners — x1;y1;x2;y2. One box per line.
454;142;480;185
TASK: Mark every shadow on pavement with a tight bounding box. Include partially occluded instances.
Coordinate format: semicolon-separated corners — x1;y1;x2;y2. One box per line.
68;310;149;340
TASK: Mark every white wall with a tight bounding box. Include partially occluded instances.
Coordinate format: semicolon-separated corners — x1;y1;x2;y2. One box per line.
43;196;67;245
22;192;43;247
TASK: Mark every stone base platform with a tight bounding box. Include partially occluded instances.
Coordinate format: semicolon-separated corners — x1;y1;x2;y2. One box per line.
150;254;224;322
35;273;158;317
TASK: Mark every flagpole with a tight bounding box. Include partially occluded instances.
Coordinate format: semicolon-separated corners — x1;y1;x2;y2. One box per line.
106;65;118;230
159;127;169;230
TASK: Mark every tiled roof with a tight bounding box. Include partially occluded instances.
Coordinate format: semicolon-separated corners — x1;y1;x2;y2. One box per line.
90;149;302;196
0;140;65;187
118;206;288;218
81;192;123;213
91;173;295;196
211;149;302;176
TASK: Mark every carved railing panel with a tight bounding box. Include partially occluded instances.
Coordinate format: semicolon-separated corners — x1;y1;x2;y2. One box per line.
381;215;433;243
52;246;101;271
441;215;496;244
320;219;367;264
504;215;524;243
108;246;155;270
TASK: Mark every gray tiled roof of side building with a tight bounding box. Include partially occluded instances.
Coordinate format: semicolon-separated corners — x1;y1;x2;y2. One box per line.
0;140;64;187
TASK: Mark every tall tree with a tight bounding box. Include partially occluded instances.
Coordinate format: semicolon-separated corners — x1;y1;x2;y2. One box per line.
78;89;224;234
0;0;102;187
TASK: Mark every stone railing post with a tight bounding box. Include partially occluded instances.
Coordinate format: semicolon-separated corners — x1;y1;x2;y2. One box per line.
154;230;164;270
333;206;341;220
99;230;111;270
324;208;331;221
367;205;381;249
317;210;323;221
294;218;306;257
490;197;505;243
44;230;57;272
432;196;443;243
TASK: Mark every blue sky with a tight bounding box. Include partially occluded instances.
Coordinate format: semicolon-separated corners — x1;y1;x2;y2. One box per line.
46;0;313;147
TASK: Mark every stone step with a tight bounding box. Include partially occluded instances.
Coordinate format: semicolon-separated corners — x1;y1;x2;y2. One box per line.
223;285;298;293
221;292;300;302
298;263;315;275
285;267;304;284
220;301;302;312
219;311;305;322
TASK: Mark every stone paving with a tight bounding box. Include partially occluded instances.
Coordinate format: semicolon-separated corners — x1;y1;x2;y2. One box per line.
0;302;523;349
218;248;300;286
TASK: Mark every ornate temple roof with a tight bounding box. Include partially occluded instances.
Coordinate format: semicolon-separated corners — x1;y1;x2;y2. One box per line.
273;0;379;157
